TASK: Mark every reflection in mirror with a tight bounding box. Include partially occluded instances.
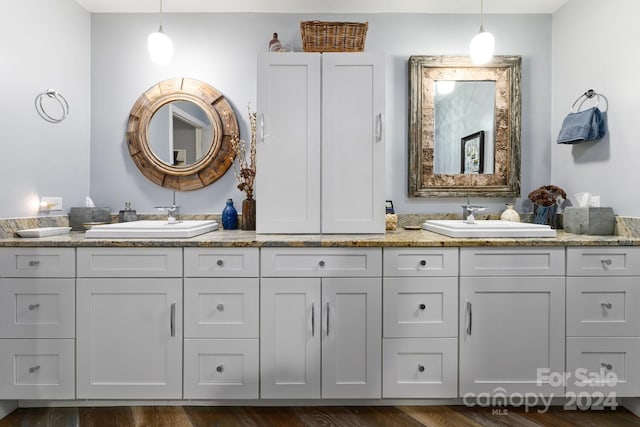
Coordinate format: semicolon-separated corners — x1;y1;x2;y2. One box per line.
434;81;495;174
409;56;521;198
148;101;213;167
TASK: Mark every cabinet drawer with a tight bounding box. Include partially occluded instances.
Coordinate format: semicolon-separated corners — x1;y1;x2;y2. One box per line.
383;248;458;277
566;337;640;397
460;247;565;276
382;338;457;398
184;339;258;399
567;277;640;337
184;278;259;338
383;277;457;338
567;247;640;276
0;339;75;399
77;248;182;277
0;248;75;278
261;248;381;277
0;279;75;338
184;248;258;277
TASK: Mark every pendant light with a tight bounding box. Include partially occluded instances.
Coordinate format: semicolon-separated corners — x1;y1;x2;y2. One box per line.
148;0;173;65
469;0;494;65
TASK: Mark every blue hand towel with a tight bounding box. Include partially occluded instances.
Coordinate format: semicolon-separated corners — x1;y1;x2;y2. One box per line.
557;107;606;144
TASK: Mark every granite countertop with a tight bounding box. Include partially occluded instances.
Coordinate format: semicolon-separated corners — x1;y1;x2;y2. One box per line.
1;228;640;248
2;214;640;247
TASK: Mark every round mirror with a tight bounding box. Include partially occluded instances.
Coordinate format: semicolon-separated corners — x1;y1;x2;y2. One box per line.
127;78;238;191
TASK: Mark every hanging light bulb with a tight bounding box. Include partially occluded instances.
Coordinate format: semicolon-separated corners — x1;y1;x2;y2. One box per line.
469;0;494;65
148;0;173;65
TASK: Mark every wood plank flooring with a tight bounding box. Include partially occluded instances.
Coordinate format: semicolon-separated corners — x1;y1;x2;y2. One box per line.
1;405;639;427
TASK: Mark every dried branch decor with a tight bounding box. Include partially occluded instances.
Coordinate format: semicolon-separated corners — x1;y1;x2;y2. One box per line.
230;104;256;199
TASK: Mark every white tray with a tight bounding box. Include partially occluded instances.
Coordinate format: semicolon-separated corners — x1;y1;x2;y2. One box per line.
17;227;72;238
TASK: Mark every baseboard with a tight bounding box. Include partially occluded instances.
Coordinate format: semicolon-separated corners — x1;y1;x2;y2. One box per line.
0;401;18;421
623;398;640;417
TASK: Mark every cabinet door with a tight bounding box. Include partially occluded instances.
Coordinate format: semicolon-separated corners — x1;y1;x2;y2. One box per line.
321;53;385;234
322;278;382;398
256;53;321;233
459;277;565;396
76;278;182;399
260;278;321;398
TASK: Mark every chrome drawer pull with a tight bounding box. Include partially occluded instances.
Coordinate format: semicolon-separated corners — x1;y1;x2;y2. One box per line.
418;364;425;373
466;302;472;336
29;365;40;373
326;303;330;336
170;303;176;337
419;303;426;311
216;364;224;373
216;259;224;267
311;302;315;337
28;260;40;267
217;304;225;312
28;304;41;311
601;362;613;370
601;302;612;310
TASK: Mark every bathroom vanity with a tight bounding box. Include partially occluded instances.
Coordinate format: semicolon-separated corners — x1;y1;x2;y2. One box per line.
0;230;639;409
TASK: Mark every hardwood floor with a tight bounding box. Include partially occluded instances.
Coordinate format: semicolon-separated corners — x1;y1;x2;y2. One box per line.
1;406;639;427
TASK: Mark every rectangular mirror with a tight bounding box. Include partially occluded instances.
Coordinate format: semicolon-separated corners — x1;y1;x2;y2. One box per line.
409;55;521;198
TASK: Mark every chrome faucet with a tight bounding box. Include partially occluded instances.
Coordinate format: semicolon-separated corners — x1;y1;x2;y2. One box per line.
155;192;181;224
464;205;486;224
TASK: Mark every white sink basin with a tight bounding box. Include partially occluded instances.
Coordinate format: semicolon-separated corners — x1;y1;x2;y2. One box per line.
85;220;218;239
423;220;556;238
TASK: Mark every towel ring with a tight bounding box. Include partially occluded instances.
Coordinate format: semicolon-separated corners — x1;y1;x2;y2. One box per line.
571;89;608;113
35;89;69;123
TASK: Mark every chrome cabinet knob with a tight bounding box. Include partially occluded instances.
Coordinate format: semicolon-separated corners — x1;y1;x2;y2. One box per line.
419;260;427;267
318;260;325;267
418;364;425;372
28;260;40;267
216;259;224;267
216;364;224;373
601;362;613;370
217;304;224;312
29;365;40;373
601;259;612;266
419;304;426;310
601;302;612;310
28;304;40;311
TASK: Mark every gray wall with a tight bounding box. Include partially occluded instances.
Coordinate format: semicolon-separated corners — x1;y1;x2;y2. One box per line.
551;0;640;215
90;13;552;214
0;0;90;218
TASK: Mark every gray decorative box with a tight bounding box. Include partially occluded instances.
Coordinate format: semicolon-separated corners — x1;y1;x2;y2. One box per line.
563;207;615;235
69;207;112;231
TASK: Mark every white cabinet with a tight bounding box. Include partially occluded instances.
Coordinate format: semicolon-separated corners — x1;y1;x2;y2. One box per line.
459;247;565;396
76;248;182;399
257;52;385;234
183;248;259;399
566;247;640;397
0;248;76;400
382;248;458;398
260;248;382;399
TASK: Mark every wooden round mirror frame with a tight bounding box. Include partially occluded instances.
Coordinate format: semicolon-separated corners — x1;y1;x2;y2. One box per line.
126;78;239;191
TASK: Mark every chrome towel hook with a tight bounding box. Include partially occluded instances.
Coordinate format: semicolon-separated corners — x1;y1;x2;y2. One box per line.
35;89;69;123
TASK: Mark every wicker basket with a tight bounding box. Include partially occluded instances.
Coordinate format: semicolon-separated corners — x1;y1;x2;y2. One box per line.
300;21;368;52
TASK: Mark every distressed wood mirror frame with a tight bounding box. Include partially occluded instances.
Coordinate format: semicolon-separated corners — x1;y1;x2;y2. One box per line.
127;78;238;191
408;56;522;198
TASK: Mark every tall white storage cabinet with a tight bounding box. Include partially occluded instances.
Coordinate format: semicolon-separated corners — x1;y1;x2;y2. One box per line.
257;53;385;234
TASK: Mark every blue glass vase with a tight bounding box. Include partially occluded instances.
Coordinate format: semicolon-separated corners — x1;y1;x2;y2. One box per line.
221;199;238;230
